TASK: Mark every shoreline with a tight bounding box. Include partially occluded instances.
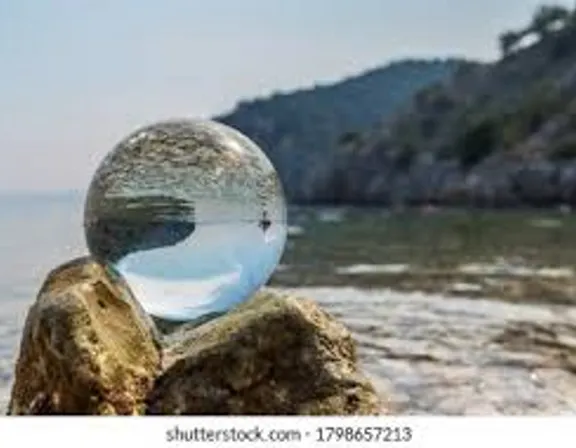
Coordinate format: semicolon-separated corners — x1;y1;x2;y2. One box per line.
2;285;576;415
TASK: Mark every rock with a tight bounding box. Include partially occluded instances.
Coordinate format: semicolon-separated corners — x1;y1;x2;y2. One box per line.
8;256;161;415
148;291;383;415
9;260;383;415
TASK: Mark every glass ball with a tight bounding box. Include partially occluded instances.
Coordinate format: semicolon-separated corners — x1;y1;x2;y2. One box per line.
84;118;287;322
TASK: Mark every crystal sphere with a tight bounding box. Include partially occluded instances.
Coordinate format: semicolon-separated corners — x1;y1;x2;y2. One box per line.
84;119;287;322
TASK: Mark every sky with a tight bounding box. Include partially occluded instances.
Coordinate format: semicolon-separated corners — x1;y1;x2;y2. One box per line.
1;0;573;192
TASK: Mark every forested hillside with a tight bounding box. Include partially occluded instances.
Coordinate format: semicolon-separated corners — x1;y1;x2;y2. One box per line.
216;59;467;201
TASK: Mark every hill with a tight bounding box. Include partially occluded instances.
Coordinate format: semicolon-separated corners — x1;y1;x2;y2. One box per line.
215;59;467;201
312;5;576;206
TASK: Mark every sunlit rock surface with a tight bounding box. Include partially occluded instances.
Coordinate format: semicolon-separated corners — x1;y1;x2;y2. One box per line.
8;257;161;415
7;261;383;415
148;291;383;415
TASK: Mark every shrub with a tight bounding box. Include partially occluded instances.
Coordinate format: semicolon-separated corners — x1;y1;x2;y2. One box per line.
550;138;576;160
455;119;499;168
338;131;361;146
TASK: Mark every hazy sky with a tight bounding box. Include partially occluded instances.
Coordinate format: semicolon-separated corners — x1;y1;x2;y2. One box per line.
1;0;572;192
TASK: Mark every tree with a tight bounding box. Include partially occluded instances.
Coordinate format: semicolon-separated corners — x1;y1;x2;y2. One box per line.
530;4;570;39
455;119;499;169
499;30;522;56
338;131;361;146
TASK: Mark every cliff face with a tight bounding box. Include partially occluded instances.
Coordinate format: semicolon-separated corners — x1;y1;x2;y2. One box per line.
216;59;467;202
312;22;576;206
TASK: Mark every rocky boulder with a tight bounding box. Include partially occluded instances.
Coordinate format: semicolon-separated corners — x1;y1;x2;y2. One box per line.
149;291;382;415
8;257;161;415
8;258;384;415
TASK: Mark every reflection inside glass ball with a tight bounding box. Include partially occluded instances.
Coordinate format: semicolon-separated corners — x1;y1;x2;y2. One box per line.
84;119;287;322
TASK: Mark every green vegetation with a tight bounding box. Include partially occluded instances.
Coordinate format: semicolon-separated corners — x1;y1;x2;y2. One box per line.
530;4;570;38
216;3;576;206
499;30;525;57
216;59;465;201
454;119;499;168
394;147;416;171
550;136;576;160
324;3;576;206
499;3;570;57
338;131;362;146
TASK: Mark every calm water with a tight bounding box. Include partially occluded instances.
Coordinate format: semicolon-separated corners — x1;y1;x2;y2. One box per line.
2;194;576;413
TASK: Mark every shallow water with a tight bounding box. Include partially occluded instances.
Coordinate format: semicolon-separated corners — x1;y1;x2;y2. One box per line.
284;287;576;415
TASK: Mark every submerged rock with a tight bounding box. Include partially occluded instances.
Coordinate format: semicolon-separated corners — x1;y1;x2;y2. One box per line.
8;257;161;415
8;259;383;415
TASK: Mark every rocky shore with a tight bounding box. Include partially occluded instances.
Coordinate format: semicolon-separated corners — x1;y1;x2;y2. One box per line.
309;157;576;207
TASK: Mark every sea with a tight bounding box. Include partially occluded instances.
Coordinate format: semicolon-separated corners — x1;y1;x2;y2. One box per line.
2;194;576;414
